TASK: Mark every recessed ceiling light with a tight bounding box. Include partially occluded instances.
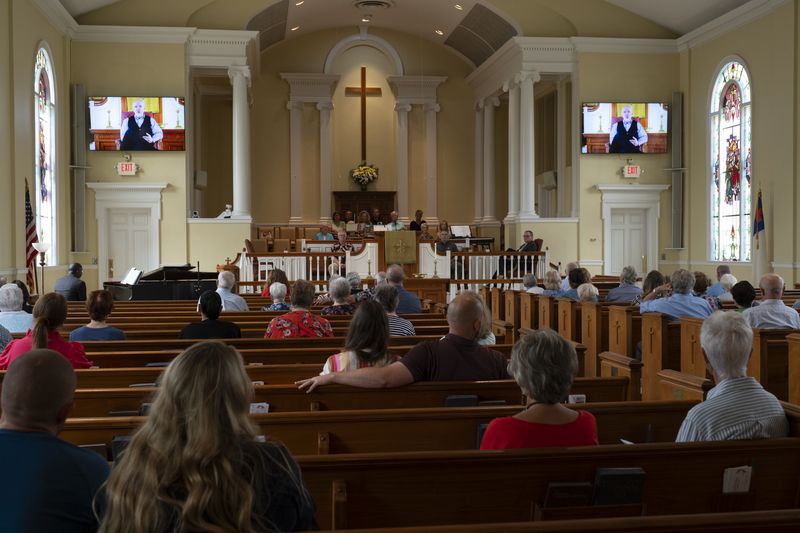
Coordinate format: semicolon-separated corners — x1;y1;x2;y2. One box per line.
434;29;444;35
291;26;300;31
454;4;463;10
362;14;373;23
295;1;304;5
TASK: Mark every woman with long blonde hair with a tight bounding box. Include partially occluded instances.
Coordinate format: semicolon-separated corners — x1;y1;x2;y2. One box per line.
99;341;315;532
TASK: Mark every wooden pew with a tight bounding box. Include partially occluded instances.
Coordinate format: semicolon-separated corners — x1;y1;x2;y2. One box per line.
491;288;505;322
749;328;796;400
788;333;800;404
63;400;695;457
598;351;642;401
517;328;589;377
580;302;610;378
657;369;713;402
557;298;581;344
504;289;522;340
538;295;558;330
640;313;681;401
607;306;641;359
60;377;630;418
518;292;538;330
313;510;800;533
297;438;800;529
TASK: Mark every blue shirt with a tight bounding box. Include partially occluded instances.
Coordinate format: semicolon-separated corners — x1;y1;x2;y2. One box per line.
605;283;643;303
541;289;564;298
0;429;110;533
561;288;579;301
639;292;713;320
70;325;126;341
395;286;421;314
0;311;33;334
314;232;334;240
705;282;725;298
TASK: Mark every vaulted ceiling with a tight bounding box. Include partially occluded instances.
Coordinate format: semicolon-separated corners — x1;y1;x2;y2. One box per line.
61;0;753;66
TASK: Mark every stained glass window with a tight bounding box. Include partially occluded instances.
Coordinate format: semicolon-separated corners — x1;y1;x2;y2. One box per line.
710;60;751;262
34;47;56;265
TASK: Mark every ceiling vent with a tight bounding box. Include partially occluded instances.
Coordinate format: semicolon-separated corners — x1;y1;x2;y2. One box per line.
352;0;394;9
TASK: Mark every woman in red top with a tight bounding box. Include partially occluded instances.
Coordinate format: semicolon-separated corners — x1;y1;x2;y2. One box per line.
265;279;333;339
259;268;291;299
0;292;92;369
480;329;597;450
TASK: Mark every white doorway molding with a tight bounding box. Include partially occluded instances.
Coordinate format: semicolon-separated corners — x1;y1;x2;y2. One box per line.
87;182;167;283
596;184;670;276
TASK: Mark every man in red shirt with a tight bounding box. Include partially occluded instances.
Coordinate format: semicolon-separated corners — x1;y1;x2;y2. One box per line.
295;292;507;390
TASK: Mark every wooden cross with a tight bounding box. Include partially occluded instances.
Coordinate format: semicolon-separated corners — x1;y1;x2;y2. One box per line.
345;66;382;161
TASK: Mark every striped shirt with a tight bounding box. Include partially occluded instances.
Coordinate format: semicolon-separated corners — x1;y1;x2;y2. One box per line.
676;377;788;442
388;314;416;337
742;299;800;330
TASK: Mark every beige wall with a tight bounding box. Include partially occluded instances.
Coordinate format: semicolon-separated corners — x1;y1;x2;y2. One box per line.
576;52;679;272
70;41;189;267
187;221;251;272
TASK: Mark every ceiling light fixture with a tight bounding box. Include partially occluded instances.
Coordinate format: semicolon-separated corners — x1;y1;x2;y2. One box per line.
434;29;444;35
295;0;304;5
362;14;373;23
454;4;463;10
291;26;300;31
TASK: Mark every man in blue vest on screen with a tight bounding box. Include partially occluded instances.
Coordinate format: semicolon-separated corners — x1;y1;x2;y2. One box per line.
608;105;647;153
120;99;163;151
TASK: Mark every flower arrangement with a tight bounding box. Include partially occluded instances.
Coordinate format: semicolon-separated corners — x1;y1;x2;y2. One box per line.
351;162;379;189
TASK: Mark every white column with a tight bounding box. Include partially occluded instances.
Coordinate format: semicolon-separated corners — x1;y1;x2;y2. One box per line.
473;101;484;224
424;102;440;225
556;77;568;218
483;96;500;224
287;100;304;224
519;70;540;221
317;100;334;224
395;103;412;222
505;80;520;223
228;66;252;219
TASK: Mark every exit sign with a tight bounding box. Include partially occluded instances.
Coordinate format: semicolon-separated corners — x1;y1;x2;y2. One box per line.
623;164;641;178
116;161;138;176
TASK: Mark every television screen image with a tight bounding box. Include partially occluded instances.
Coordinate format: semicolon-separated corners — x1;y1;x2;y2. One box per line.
581;102;669;154
88;96;185;151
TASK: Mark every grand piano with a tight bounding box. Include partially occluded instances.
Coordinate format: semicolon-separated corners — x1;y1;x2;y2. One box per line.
103;265;218;301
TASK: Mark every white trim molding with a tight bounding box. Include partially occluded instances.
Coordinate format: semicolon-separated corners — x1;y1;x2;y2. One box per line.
595;184;670;277
86;182;168;283
73;25;196;44
281;73;341;103
388;76;447;106
677;0;790;50
571;37;678;54
189;29;261;78
324;29;404;76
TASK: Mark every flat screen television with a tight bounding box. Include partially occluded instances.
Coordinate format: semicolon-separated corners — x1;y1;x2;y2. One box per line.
88;96;185;151
581;102;669;154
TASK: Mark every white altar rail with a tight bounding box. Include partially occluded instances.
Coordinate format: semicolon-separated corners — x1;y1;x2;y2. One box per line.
235;243;379;293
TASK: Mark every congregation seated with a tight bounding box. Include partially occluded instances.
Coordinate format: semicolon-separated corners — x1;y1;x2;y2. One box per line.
314;224;334;240
605;265;642;303
387;265;421;314
560;262;579;291
561;267;591;301
576;282;599;303
0;283;33;333
693;270;721;310
330;211;346;232
331;229;353;253
321;300;397;374
13;280;33;313
0;349;110;531
705;264;732;298
216;270;249;311
639;269;713;320
523;273;543;294
631;269;666;306
417;222;434;241
370;207;382;226
731;280;758;311
374;284;416;336
346;271;370;302
0;293;91;370
541;270;564;297
481;330;598;450
69;290;126;341
297;292;508;392
54;263;87;302
386;210;404;231
743;273;800;329
409;209;426;231
320;277;356;316
717;273;737;303
260;268;291;300
356;210;373;236
266;280;333;339
676;311;789;442
99;341;315;532
179;290;241;340
262;281;291;311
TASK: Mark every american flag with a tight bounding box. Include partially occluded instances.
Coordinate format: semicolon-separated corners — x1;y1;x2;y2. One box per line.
25;179;38;292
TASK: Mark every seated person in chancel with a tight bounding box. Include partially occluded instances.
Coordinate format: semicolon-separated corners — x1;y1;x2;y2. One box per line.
314;224;335;240
330;211;346;232
417;222;434;241
321;300;397;374
481;329;599;450
676;311;789;442
385;211;404;231
356;210;373;236
409;209;426;231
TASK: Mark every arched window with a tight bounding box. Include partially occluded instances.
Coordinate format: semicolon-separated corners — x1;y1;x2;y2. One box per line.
34;46;57;265
710;60;751;262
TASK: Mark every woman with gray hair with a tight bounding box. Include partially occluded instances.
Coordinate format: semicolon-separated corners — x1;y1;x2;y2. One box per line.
523;273;543;295
0;284;33;333
262;282;290;311
717;273;737;303
541;270;564;297
577;283;599;303
321;277;356;315
480;329;598;449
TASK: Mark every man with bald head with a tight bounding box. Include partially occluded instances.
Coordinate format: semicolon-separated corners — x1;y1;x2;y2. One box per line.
0;349;109;532
54;263;86;302
296;291;509;391
743;274;800;329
